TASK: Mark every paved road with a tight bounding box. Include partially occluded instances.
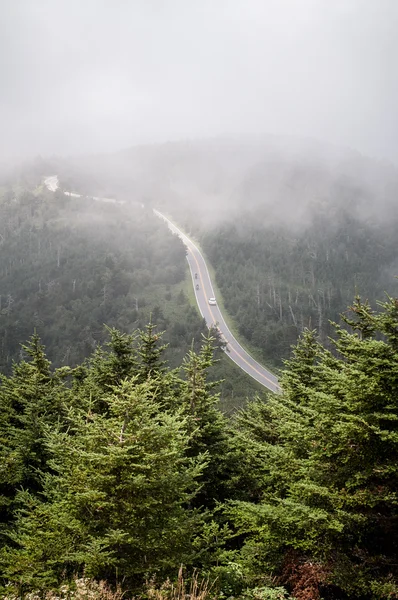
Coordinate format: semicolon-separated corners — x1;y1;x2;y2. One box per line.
154;210;280;393
44;176;280;392
44;175;125;204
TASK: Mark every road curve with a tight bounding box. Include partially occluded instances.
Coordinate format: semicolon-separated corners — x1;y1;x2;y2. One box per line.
43;176;280;392
154;210;280;393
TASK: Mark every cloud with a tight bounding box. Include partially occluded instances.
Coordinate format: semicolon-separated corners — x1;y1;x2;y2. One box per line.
1;0;398;161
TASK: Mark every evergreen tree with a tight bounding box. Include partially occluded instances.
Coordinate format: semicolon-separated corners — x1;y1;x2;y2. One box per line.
180;333;231;507
137;322;167;381
77;327;139;414
0;335;68;535
89;327;138;391
227;296;398;599
2;377;205;592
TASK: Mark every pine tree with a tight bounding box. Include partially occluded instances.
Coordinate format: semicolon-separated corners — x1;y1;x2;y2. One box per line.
180;333;231;507
137;322;167;381
79;327;139;414
0;335;67;535
2;377;205;592
227;296;398;598
90;326;138;390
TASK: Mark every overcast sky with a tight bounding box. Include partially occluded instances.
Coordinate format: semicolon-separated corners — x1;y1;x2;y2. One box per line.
1;0;398;161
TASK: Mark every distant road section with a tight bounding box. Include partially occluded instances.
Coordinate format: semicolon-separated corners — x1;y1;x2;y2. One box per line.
154;210;280;393
43;176;280;392
43;175;124;204
44;175;59;192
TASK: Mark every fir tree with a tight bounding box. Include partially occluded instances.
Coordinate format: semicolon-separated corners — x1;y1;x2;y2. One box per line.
90;327;138;390
137;322;167;381
0;335;67;534
2;377;205;592
180;333;231;507
227;296;398;598
78;327;139;414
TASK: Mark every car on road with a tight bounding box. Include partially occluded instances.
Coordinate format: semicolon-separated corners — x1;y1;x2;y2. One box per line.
208;297;217;305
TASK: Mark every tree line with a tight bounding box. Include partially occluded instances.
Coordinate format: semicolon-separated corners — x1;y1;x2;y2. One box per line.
1;293;398;599
201;201;398;369
0;182;258;410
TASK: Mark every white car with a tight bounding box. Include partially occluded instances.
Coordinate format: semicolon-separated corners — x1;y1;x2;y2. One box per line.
208;297;217;306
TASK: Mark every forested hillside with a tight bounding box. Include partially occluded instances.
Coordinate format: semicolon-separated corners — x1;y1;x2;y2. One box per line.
1;144;398;598
1;295;398;599
202;202;398;367
0;175;259;409
3;0;398;596
198;152;398;366
0;182;193;369
51;137;398;367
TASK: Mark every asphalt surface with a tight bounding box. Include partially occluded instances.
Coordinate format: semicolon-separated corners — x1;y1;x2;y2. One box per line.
44;176;280;393
154;210;280;393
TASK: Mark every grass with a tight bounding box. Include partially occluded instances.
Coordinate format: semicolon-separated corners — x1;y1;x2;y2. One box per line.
3;577;123;600
3;570;214;600
147;567;213;600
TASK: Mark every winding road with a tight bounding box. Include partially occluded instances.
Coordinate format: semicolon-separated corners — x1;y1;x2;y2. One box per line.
44;176;280;393
154;210;280;393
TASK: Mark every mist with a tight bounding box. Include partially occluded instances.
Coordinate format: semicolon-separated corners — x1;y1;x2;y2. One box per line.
1;0;398;162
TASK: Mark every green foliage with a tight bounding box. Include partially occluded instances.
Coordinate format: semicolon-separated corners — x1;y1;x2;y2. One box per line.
0;327;230;596
0;181;258;411
226;295;398;598
4;168;398;598
0;183;192;371
138;322;167;380
4;382;204;589
179;334;232;507
3;292;398;598
239;587;294;600
201;209;398;368
0;334;69;537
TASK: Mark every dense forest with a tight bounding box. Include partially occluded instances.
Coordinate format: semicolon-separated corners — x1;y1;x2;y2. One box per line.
2;142;398;598
201;200;398;368
0;175;258;409
1;295;398;599
49;137;398;368
3;0;398;594
0;178;187;367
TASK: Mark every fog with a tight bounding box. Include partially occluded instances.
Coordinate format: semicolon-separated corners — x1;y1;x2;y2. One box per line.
1;0;398;162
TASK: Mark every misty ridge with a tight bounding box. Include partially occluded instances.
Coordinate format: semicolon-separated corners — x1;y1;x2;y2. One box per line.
43;134;398;339
31;134;397;231
5;129;398;379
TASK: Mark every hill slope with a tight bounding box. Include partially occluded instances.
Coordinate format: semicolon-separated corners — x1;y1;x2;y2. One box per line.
48;136;398;366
